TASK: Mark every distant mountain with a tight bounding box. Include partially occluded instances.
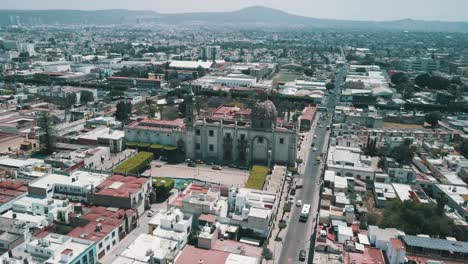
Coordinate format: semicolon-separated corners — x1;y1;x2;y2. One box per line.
1;6;468;32
0;9;159;25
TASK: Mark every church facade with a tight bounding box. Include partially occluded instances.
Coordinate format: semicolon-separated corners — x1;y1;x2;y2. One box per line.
125;92;297;167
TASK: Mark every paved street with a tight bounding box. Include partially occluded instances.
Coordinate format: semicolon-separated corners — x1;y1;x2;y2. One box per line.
278;64;347;263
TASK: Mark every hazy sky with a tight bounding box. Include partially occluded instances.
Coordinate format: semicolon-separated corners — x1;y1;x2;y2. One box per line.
2;0;468;21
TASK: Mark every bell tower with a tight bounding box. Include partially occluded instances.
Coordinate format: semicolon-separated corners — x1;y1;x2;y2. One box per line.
184;84;197;127
184;84;197;160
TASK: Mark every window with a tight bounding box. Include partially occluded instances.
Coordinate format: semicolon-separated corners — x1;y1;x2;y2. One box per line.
112;231;115;238
99;242;103;249
225;133;231;139
196;129;201;136
209;130;214;137
258;137;263;143
106;245;110;251
195;143;201;150
209;144;214;152
240;134;246;140
279;138;284;144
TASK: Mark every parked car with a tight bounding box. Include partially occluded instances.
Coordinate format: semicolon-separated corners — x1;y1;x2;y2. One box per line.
299;250;306;261
212;165;222;170
195;160;204;164
296;200;302;207
147;210;155;217
188;162;197;167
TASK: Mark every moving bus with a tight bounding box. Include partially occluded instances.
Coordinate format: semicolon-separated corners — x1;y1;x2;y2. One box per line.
299;204;311;222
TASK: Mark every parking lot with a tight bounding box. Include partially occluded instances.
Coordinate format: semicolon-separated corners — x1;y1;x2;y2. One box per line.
142;161;250;187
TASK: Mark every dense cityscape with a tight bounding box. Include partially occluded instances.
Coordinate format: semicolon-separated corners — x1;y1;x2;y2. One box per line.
0;3;467;264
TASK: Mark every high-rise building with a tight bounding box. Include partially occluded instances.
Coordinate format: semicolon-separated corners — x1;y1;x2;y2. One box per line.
401;57;440;72
198;45;220;61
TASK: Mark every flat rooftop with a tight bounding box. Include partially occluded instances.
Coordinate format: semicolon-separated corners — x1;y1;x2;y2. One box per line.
94;175;147;198
29;170;109;190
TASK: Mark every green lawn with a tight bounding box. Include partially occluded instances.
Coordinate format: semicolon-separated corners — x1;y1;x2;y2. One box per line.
272;73;302;84
245;165;269;190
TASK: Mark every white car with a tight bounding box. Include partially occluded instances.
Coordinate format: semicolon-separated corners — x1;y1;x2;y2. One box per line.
296;200;303;207
147;210;155;217
313;147;317;152
314;134;317;138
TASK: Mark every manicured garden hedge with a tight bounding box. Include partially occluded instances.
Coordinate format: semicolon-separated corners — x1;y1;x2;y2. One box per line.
114;151;154;174
245;165;269;190
152;177;176;199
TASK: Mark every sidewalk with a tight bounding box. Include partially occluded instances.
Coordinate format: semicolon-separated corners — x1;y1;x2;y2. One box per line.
92;149;136;170
265;173;291;264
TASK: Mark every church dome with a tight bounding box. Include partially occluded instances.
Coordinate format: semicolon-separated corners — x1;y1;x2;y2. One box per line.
251;100;278;129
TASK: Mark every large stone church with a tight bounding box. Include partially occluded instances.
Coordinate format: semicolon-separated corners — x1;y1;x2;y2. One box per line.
125;90;297;167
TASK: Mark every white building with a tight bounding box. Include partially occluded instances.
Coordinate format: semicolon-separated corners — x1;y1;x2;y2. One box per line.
337;225;353;243
367;225;405;251
27;171;109;202
3;196;73;225
433;184;468;221
18;43;35;56
226;187;276;237
401;57;440;72
116;208;192;264
214;74;257;87
374;182;397;208
2;233;97;264
199;45;220;61
125;98;297;167
326;146;377;181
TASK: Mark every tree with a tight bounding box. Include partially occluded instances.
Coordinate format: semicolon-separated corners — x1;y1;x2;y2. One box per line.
148;106;157;118
436;193;448;216
37;111;56;154
304;67;314;77
64;93;77;109
458;139;468;159
380;199;461;240
425;111;441;128
415;73;432;88
161;105;179;120
262;246;273;261
115;100;132;127
154;178;175;200
391;72;409;85
390;139;415;165
326;82;335;90
196;66;206;78
80;90;94;104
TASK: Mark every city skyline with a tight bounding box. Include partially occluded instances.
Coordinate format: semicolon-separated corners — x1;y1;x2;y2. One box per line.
2;0;468;22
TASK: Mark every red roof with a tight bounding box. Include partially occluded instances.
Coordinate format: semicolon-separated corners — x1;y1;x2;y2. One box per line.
302;105;317;121
211;105;251;121
390;238;404;250
175;245;229;264
94;175;148;198
67;206;135;242
0;180;27;204
127;118;185;131
61;248;73;255
344;247;385;264
199;214;216;223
